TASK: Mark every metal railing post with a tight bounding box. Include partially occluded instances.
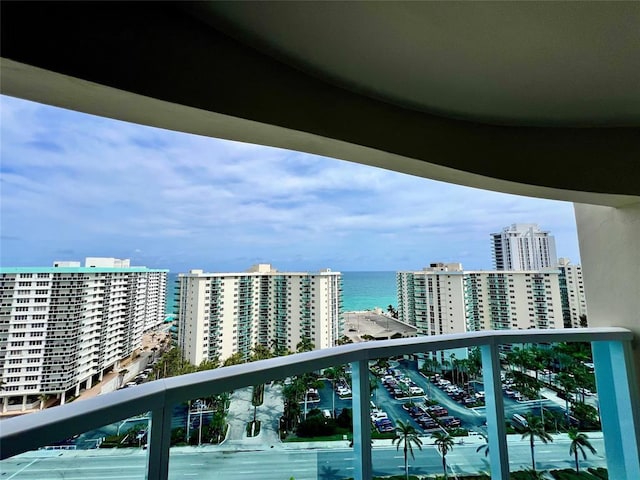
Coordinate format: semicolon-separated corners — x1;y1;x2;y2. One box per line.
147;403;173;480
592;340;640;480
352;359;372;480
481;341;509;480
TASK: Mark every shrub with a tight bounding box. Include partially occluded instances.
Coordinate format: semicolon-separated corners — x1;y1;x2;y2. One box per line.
336;408;353;430
296;416;337;437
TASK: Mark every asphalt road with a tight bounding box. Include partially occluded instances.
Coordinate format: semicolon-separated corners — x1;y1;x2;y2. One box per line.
1;437;607;480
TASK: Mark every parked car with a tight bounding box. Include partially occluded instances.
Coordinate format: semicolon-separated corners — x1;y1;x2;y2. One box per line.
441;416;462;428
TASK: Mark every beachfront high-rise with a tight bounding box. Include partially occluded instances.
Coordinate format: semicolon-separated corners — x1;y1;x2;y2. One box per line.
397;263;467;336
398;263;562;335
0;258;167;412
491;223;558;271
557;257;588;328
176;264;342;365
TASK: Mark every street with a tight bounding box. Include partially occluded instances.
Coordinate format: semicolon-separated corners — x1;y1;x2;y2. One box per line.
0;437;607;479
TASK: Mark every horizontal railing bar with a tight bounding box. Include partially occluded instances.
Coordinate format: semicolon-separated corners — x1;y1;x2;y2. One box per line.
0;327;632;460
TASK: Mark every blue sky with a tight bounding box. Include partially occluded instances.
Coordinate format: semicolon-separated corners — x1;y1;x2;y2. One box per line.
0;95;581;273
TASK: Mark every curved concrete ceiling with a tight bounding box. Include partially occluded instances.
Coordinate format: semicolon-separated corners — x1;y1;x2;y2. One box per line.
1;2;639;205
196;2;640;127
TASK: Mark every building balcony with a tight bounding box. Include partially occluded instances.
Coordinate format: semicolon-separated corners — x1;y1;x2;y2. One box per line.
1;328;638;480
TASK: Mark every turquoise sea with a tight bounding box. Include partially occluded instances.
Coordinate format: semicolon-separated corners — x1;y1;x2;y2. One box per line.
165;271;397;314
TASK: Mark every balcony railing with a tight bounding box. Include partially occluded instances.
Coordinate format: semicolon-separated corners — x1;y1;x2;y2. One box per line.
1;328;638;480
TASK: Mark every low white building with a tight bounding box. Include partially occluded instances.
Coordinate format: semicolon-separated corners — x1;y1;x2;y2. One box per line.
0;258;167;412
176;264;342;365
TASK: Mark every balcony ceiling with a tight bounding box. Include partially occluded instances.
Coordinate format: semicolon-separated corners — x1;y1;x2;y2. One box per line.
197;2;640;128
1;1;639;204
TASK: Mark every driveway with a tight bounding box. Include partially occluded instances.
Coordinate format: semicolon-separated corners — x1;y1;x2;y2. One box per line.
224;383;283;447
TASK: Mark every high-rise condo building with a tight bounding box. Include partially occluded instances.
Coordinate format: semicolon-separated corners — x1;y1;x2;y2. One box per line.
398;263;562;335
397;263;467;336
557;258;588;328
176;264;342;365
464;269;562;331
491;223;558;271
0;258;168;412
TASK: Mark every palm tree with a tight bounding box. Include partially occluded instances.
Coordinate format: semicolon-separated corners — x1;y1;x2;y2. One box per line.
568;428;596;473
223;352;244;366
432;431;455;479
118;368;129;387
476;441;489;457
556;372;577;425
392;420;422;480
38;393;50;410
521;413;553;472
296;336;315;353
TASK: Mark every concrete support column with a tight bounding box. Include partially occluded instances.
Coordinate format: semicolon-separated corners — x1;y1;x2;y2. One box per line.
86;378;92;390
574;202;640;390
21;395;27;412
2;396;8;413
60;391;66;405
99;370;104;382
351;359;372;480
75;383;80;396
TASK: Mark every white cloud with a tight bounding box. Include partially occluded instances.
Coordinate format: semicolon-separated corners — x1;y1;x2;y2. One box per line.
0;95;580;271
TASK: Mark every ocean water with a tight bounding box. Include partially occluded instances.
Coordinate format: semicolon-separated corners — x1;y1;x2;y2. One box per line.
340;271;397;312
165;271;397;314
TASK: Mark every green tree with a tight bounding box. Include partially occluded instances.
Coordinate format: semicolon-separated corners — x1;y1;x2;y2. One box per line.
568;428;596;473
250;344;273;362
393;420;422;480
432;431;455;479
420;356;440;375
579;314;588;328
521;467;549;479
521;413;553;473
197;358;219;371
223;352;244;367
38;393;50;410
296;337;315;353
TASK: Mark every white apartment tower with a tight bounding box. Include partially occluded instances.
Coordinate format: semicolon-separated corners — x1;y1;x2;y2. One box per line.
464;269;562;331
557;258;588;327
0;258;167;412
491;223;558;271
397;263;467;336
176;264;342;365
398;264;562;335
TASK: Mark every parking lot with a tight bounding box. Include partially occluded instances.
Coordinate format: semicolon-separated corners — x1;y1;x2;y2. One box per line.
308;358;572;439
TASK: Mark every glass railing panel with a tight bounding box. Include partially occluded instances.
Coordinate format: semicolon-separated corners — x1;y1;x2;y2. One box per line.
499;341;606;478
370;350;481;479
0;411;151;480
167;364;355;480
